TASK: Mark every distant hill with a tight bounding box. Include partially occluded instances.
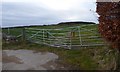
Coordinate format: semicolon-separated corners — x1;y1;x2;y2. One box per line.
58;21;96;25
2;21;96;28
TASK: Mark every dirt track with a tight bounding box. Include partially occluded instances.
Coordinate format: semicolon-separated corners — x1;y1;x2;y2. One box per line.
2;50;67;70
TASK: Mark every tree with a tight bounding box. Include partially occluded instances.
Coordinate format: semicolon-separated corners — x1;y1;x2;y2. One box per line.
96;1;120;70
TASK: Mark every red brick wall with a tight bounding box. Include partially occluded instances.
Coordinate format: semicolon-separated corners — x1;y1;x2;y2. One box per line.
96;2;120;50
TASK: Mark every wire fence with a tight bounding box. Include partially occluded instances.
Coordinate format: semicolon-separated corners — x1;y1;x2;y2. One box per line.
25;24;106;49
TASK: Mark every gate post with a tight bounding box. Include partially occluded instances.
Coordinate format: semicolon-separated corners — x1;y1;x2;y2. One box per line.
43;29;45;44
78;26;82;46
22;27;26;44
71;31;75;38
7;28;10;35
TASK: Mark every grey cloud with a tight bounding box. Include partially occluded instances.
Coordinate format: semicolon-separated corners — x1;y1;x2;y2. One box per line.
2;2;65;27
2;2;98;28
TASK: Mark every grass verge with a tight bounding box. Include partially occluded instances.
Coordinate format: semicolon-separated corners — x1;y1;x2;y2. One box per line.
2;41;116;70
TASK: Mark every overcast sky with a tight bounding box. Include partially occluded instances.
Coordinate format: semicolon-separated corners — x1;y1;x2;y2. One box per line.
2;0;99;28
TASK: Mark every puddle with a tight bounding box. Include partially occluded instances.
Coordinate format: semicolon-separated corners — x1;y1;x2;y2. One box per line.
2;50;64;70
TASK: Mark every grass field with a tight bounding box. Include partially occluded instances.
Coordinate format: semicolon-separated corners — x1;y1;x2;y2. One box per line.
2;24;117;70
2;24;105;48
